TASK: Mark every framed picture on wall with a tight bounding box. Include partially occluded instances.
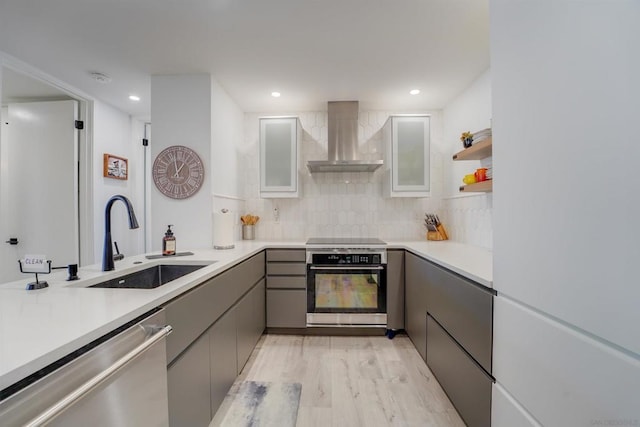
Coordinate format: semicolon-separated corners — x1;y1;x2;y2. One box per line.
103;153;128;180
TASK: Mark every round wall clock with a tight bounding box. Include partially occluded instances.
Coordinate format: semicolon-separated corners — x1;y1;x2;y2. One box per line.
152;145;205;199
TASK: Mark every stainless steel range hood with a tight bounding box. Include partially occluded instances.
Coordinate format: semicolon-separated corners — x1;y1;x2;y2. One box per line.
307;101;383;173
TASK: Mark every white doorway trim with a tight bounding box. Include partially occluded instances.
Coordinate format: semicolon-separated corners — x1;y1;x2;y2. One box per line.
0;52;95;267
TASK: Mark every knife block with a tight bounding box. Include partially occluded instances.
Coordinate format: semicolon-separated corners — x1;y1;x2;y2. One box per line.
427;224;449;241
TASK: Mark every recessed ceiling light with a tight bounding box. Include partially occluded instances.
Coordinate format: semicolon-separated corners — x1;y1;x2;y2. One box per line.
129;95;141;101
410;89;421;95
89;71;112;84
271;92;281;98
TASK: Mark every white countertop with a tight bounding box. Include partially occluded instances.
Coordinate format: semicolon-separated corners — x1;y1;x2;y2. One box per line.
0;239;491;392
392;241;493;288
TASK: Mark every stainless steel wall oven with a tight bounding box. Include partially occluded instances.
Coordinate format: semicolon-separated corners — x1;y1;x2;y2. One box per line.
306;239;387;327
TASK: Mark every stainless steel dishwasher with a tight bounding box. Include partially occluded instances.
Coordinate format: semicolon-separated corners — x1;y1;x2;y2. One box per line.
0;308;172;426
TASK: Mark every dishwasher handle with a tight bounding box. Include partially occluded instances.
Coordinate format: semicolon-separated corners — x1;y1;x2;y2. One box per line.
24;324;172;427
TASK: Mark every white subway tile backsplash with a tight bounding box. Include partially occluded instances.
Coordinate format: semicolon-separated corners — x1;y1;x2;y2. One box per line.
441;194;493;249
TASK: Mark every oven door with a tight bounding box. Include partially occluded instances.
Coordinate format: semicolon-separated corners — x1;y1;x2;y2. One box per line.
306;265;387;327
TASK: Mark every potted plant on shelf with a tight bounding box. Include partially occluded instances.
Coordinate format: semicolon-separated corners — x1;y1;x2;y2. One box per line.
460;131;473;148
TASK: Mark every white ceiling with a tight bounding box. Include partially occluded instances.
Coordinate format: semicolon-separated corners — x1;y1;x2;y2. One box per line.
0;0;489;118
1;68;72;103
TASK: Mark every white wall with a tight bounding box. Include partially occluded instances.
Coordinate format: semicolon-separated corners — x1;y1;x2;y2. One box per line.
92;101;145;263
150;74;212;251
491;0;640;425
242;110;443;240
211;79;246;239
441;69;493;249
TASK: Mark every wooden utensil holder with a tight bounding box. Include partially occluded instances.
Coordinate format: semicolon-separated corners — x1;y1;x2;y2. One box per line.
427;224;449;241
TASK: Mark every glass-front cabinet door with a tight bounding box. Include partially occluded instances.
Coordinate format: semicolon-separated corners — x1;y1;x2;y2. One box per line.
382;115;430;197
259;117;301;198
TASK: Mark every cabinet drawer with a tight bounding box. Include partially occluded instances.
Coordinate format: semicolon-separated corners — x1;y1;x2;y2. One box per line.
266;262;306;276
266;289;307;328
266;249;306;262
425;259;493;373
266;275;306;289
427;315;492;427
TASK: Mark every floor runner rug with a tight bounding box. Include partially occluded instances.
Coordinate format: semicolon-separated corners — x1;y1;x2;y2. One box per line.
211;381;302;427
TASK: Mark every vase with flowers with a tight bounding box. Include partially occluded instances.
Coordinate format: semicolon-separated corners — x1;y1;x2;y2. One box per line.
460;131;473;148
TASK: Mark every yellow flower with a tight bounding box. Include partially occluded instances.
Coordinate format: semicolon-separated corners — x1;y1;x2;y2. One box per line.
460;131;472;141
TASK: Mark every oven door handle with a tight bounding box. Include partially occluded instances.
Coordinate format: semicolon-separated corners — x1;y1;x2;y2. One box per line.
309;266;385;270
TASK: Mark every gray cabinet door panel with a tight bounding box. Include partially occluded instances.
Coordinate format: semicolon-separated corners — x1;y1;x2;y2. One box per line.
221;251;265;297
266;262;307;276
404;252;428;361
387;249;405;330
211;251;265;307
236;279;266;371
165;252;265;363
425;259;493;372
168;332;211;427
252;279;266;346
427;315;492;427
210;307;237;418
235;288;253;371
266;275;306;289
266;289;307;328
164;276;220;363
266;249;306;262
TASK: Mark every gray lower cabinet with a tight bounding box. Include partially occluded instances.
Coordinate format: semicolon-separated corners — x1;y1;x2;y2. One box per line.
427;315;492;427
210;307;238;418
165;251;265;364
265;249;307;328
168;332;212;427
404;252;429;360
405;250;494;427
387;249;405;330
164;252;266;427
425;259;493;373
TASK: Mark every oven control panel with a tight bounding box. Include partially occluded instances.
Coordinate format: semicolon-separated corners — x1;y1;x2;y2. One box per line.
309;252;384;265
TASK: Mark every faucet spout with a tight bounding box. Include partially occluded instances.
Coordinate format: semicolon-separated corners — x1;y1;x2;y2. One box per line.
102;195;139;271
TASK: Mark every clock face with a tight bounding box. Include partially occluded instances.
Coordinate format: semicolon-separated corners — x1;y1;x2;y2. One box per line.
152;145;205;199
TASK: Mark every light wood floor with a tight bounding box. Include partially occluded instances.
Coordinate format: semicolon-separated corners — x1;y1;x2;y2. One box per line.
218;334;465;427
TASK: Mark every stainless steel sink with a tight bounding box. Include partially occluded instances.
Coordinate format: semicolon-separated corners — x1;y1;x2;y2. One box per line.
90;263;211;289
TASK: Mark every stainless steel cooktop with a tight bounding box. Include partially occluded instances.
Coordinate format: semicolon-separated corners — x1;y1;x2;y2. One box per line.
305;237;387;246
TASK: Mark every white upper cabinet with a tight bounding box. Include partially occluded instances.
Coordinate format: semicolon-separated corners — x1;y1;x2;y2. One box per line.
383;115;431;197
259;117;301;198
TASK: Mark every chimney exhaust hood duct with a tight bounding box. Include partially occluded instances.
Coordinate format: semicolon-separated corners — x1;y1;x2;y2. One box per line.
307;101;383;173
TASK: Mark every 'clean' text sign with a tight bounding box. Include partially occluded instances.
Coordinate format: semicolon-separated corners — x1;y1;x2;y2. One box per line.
21;254;50;273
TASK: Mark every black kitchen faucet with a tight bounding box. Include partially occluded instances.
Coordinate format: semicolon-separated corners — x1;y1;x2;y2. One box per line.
102;195;139;271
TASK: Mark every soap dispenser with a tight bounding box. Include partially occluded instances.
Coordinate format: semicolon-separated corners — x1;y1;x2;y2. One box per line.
162;225;176;256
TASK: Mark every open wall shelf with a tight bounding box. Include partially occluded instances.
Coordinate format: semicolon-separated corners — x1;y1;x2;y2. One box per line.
453;134;492;193
452;137;492;161
459;180;492;193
